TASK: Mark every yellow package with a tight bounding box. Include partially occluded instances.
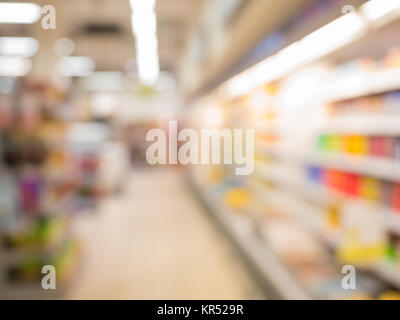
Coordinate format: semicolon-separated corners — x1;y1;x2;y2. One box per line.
224;188;251;210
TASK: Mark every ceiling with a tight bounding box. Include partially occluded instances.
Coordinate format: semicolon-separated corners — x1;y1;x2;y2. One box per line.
179;0;318;96
0;0;205;73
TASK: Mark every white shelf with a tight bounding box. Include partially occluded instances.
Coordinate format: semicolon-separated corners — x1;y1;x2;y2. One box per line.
322;114;400;135
256;140;400;183
307;152;400;183
248;179;340;248
324;68;400;103
254;162;400;235
189;177;312;300
253;162;400;289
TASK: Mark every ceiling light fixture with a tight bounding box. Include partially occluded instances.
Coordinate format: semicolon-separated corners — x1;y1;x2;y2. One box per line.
0;2;41;24
0;57;32;77
222;12;365;98
361;0;400;22
129;0;160;86
0;37;39;57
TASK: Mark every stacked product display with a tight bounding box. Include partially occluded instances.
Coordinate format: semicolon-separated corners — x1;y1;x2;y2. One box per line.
188;1;400;299
0;79;129;298
0;80;80;298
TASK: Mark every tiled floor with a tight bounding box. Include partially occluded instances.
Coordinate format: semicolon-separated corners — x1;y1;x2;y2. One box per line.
67;168;262;299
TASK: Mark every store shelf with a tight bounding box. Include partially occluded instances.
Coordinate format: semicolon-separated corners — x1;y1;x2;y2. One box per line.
191;0;400;300
321;114;400;135
253;162;400;289
254;162;400;235
248;178;340;248
256;140;400;183
307;152;400;183
324;68;400;103
254;115;400;136
188;175;312;300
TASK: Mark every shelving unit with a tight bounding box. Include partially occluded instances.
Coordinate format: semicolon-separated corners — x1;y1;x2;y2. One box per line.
188;1;400;299
307;153;400;183
254;160;400;234
188;172;312;300
0;79;83;298
323;67;400;103
256;142;400;183
249;173;400;289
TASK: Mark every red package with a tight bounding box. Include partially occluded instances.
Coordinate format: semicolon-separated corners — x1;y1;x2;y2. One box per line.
369;136;393;158
392;184;400;212
343;173;360;198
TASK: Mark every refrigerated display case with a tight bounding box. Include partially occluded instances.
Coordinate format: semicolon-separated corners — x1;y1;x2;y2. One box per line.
187;0;400;300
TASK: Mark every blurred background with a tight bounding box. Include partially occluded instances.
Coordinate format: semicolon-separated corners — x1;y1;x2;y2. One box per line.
0;0;400;300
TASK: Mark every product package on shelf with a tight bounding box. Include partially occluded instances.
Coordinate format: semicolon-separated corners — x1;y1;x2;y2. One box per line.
0;80;82;298
188;25;400;299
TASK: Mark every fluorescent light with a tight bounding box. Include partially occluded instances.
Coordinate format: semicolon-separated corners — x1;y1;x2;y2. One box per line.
130;0;160;86
294;13;364;62
361;0;400;22
80;72;125;91
0;2;41;24
130;0;155;11
57;56;95;77
0;57;32;76
0;37;39;57
223;13;365;98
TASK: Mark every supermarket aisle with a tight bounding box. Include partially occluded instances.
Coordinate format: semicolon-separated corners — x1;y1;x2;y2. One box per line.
67;168;261;299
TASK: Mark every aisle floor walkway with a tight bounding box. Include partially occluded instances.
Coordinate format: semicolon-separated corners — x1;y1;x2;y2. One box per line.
67;168;262;299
